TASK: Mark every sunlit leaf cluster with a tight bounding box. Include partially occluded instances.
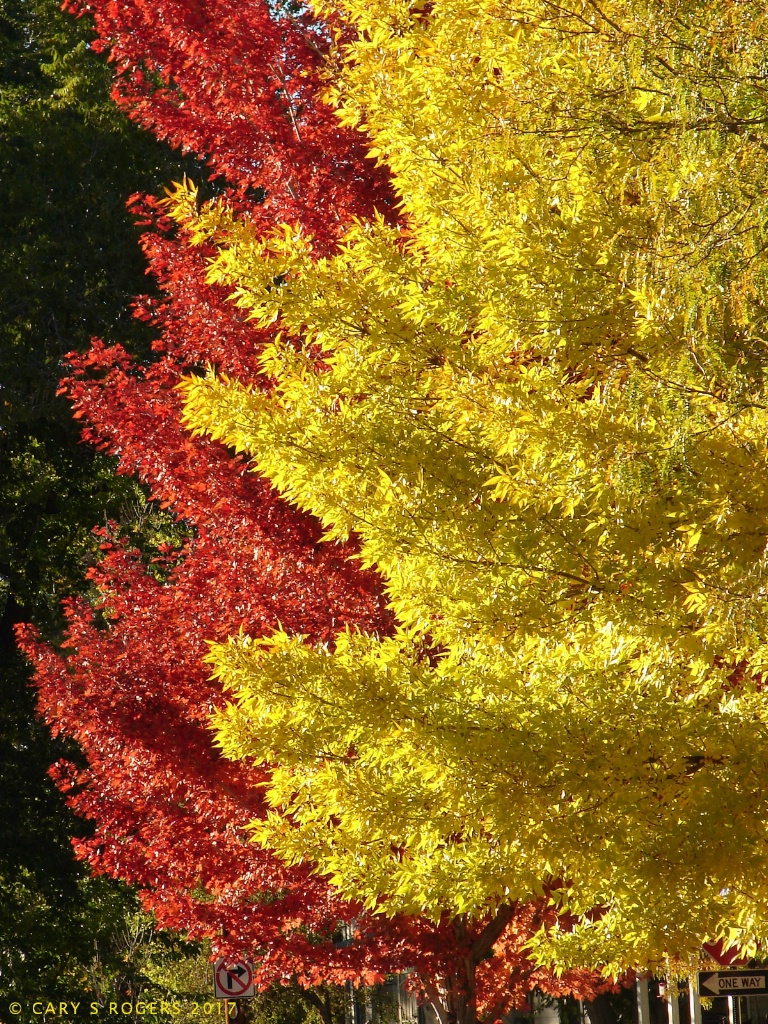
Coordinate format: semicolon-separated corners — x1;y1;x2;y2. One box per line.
173;0;768;974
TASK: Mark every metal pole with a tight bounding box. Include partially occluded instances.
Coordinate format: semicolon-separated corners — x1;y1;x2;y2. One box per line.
689;979;702;1024
637;979;651;1024
666;983;680;1024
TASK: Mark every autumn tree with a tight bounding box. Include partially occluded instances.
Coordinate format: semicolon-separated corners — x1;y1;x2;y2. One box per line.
20;225;605;1024
0;0;211;1009
17;0;613;1020
174;0;768;978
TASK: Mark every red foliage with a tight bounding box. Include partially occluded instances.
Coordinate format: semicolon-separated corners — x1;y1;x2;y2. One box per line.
18;0;617;1015
64;0;395;242
19;213;393;981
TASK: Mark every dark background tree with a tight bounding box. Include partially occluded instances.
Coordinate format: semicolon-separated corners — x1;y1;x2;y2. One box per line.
0;0;196;1007
0;0;198;623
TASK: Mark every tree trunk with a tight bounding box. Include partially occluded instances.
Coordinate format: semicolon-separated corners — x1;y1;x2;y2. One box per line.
585;994;620;1024
299;986;337;1024
422;905;518;1024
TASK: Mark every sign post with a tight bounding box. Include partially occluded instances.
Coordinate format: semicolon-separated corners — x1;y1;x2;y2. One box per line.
664;980;680;1024
213;960;256;1000
689;978;702;1024
637;978;651;1024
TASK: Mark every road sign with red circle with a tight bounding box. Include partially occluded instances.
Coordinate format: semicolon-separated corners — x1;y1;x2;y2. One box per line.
213;959;256;999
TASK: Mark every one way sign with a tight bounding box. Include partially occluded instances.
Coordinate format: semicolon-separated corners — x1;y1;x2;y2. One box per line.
699;971;768;995
213;959;256;999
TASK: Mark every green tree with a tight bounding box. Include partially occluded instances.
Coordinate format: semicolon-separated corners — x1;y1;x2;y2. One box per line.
0;0;195;625
0;0;191;1010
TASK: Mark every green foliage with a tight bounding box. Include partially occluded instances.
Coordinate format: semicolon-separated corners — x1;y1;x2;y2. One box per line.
0;0;193;630
246;980;346;1024
0;0;192;1011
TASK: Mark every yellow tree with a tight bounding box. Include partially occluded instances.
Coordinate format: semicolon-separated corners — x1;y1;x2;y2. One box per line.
177;0;768;975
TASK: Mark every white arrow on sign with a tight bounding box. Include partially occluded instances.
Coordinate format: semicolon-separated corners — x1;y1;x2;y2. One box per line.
701;974;768;995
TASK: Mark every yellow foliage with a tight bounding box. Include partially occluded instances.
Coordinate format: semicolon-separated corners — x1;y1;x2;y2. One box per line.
178;0;768;976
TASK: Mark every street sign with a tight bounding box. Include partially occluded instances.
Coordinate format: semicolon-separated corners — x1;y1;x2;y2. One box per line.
702;942;748;967
213;959;256;999
699;971;768;995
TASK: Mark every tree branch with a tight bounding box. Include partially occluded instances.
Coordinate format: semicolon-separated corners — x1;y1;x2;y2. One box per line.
469;904;517;966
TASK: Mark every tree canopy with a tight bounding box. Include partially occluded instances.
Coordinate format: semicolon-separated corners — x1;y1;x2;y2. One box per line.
17;0;613;1019
173;0;768;976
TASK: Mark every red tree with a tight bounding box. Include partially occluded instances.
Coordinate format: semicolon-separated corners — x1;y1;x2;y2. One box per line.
64;0;395;241
19;1;616;1019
